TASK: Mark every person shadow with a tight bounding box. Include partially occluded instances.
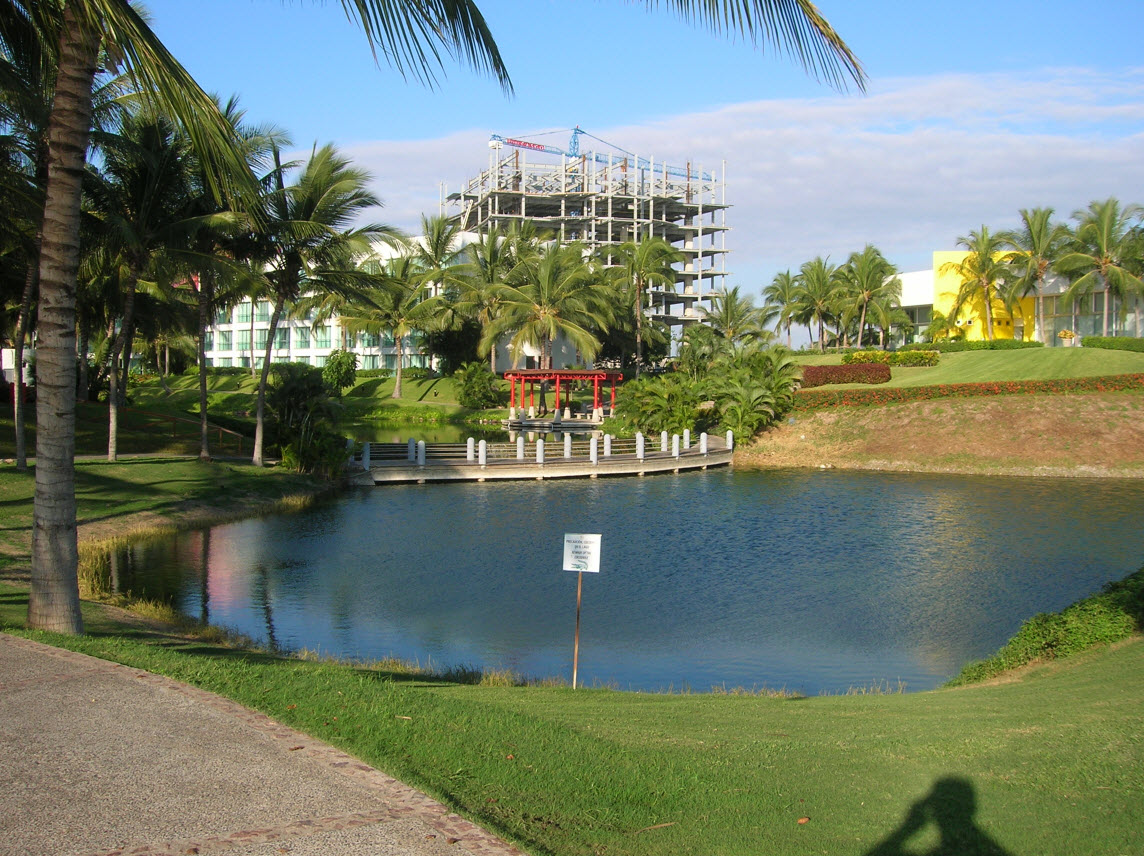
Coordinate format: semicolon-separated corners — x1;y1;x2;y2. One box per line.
863;776;1014;856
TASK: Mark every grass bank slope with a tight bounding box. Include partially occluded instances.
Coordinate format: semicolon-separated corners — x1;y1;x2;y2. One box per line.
741;391;1144;477
1;590;1139;856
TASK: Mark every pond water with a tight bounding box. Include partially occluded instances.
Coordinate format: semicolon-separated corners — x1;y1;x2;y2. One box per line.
109;469;1144;694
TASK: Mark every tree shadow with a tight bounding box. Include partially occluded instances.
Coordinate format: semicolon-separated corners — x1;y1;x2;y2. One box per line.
864;777;1013;856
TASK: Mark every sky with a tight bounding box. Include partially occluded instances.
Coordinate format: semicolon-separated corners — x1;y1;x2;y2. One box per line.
143;0;1144;296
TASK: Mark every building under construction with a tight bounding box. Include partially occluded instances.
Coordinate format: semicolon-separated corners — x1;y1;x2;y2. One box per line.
446;128;729;329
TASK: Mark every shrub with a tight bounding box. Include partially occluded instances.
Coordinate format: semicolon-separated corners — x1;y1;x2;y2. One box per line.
356;368;393;379
402;366;436;380
800;363;891;388
841;350;891;365
1081;336;1144;353
454;362;501;409
793;373;1144;409
947;568;1144;685
899;339;1044;353
841;350;940;367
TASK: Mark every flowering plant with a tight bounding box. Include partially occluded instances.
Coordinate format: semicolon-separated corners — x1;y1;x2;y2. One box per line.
1058;329;1076;340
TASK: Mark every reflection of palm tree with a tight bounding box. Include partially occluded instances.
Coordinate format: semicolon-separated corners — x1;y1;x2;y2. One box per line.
863;777;1012;856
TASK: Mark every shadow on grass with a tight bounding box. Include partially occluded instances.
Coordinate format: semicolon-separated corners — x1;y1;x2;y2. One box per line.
863;777;1014;856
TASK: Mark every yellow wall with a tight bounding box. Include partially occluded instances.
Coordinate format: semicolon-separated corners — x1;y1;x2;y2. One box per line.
932;251;1036;341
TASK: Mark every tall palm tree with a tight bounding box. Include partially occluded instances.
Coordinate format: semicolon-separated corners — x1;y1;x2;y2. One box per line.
485;242;610;370
939;226;1015;342
763;269;799;348
794;256;841;352
250;143;395;465
602;235;682;377
24;0;861;633
1001;208;1071;345
837;245;899;349
702;285;767;346
456;224;519;373
1056;198;1143;338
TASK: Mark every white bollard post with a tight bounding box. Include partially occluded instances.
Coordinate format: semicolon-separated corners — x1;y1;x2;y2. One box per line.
590;435;599;465
537;438;545;465
563;407;572;421
683;428;691;450
407;438;416;461
700;432;708;455
672;434;680;458
726;429;735;451
564;433;572;459
517;435;526;460
361;442;371;471
509;406;516;421
417;440;426;466
553;409;562;425
636;432;645;460
603;434;613;457
478;439;488;467
660;430;669;452
466;437;475;461
528;405;536;419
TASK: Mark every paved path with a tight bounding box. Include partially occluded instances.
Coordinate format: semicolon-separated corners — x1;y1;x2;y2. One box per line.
0;633;528;856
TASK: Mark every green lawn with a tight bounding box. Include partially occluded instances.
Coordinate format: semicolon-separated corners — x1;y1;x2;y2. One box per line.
2;589;1140;856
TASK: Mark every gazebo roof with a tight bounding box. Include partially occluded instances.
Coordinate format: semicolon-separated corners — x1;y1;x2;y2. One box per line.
502;369;623;382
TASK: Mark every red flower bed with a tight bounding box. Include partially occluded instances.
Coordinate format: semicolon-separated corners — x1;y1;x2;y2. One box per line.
800;363;891;388
792;373;1144;410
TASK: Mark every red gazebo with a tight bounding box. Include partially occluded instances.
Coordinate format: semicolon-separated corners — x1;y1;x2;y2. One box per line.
503;369;623;416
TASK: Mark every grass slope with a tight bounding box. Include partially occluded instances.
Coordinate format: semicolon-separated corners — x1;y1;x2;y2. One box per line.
1;590;1139;856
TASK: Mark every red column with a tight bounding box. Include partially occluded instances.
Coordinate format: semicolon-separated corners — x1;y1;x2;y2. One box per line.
592;378;600;411
509;377;515;410
610;379;616;412
555;378;562;411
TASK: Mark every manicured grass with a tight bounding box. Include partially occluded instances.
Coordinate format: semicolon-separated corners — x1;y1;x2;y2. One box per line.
1;586;1140;856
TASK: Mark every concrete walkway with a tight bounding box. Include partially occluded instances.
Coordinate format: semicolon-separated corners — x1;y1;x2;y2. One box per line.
0;633;528;856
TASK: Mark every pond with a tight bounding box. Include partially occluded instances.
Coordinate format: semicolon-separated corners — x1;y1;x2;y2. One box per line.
108;469;1144;694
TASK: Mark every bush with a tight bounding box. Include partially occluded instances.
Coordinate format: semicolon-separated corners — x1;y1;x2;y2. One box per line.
841;350;940;367
402;366;436;380
1081;336;1144;353
899;339;1044;353
357;368;393;379
454;362;501;409
947;568;1144;686
800;363;891;388
793;373;1144;409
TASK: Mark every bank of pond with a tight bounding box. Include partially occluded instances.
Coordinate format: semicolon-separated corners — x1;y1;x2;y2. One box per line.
90;469;1144;695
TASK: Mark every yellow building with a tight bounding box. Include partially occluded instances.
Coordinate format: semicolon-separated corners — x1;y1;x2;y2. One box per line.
931;251;1036;343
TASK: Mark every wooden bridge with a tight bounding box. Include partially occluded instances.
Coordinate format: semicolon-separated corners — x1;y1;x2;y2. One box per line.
347;432;734;485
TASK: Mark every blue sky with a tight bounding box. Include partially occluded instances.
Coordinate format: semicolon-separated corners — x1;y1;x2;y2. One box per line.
143;1;1144;294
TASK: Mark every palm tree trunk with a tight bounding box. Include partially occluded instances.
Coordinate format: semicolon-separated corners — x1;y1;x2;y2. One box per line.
252;295;285;466
393;334;404;398
107;272;139;461
1101;278;1109;337
982;284;995;341
856;303;867;349
77;322;90;401
198;270;213;461
634;280;644;379
28;4;98;634
1036;279;1046;345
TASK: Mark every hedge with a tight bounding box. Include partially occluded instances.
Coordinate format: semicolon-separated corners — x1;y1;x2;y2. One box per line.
800;363;891;388
899;339;1045;353
792;373;1144;409
841;350;940;367
1081;336;1144;353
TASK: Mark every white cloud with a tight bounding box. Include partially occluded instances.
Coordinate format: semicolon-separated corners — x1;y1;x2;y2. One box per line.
340;67;1144;292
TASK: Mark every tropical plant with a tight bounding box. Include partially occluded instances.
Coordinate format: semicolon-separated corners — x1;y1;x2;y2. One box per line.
837;245;900;349
1056;198;1144;338
702;285;769;346
939;226;1016;342
266;362;343;476
321;348;358;395
454;360;500;409
794;256;842;351
763;269;799;348
601;235;682;377
1001;207;1071;345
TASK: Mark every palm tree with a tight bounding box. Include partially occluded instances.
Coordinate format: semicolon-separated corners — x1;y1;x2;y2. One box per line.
250;143;395;465
485;242;610;370
939;226;1015;342
456;224;520;373
1001;208;1071;345
602;235;682;377
1056;198;1144;338
794;256;841;351
23;0;861;633
763;269;799;348
702;285;768;346
837;245;900;349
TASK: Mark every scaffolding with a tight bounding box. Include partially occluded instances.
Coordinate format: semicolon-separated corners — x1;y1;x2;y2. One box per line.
446;134;729;328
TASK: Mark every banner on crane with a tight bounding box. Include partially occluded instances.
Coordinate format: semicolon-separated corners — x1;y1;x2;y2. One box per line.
505;138;546;152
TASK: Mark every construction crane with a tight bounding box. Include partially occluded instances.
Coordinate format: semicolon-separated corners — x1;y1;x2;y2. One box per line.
488;127;712;181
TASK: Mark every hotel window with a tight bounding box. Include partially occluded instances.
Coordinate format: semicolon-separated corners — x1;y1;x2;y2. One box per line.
312;355;327;367
274;327;289;349
217;330;232;351
203;331;214;351
361;333;380;348
255;301;271;322
217;357;231;368
314;326;332;348
254;329;268;350
294;327;310;349
214;309;228;326
235;301;252;323
236;329;251;352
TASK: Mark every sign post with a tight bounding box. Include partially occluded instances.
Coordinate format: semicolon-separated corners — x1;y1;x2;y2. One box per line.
563;533;601;689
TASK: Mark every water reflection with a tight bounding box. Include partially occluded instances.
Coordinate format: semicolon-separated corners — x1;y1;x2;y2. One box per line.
104;470;1144;694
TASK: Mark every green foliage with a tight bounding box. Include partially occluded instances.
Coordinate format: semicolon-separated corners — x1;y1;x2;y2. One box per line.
266;363;344;477
402;366;437;380
841;350;940;367
453;362;501;409
356;368;393;379
801;363;891;387
948;568;1144;685
321;349;358;395
794;373;1144;409
1081;336;1144;353
900;339;1044;353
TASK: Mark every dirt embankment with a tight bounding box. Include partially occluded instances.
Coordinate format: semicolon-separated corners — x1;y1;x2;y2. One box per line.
737;392;1144;479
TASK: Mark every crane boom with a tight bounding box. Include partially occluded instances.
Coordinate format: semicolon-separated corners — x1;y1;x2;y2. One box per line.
489;127;712;181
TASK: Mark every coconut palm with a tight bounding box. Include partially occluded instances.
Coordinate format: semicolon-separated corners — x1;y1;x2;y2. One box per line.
23;0;861;633
763;269;799;347
602;235;682;377
1056;198;1144;338
794;256;842;351
702;285;769;346
837;245;899;349
939;226;1015;342
999;208;1071;345
455;224;521;372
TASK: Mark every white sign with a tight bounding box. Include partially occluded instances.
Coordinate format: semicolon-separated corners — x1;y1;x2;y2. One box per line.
563;533;602;574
